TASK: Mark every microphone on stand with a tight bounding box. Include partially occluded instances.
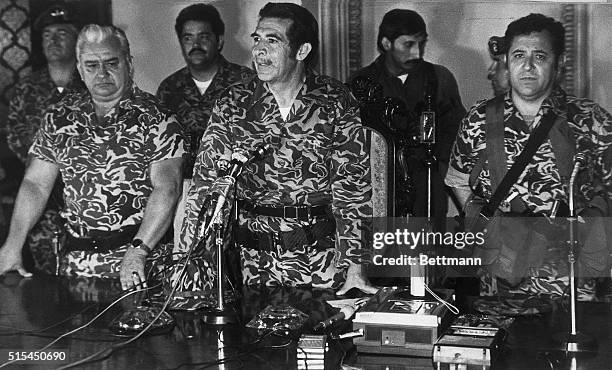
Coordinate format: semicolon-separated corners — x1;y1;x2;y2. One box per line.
419;94;436;144
203;144;273;231
226;143;273;178
570;152;588;181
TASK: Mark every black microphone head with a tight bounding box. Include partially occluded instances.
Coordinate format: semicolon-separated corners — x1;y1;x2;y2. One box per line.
254;143;273;160
574;152;587;165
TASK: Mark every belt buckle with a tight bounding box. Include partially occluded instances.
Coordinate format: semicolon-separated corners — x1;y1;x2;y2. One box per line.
282;206;293;219
282;206;311;219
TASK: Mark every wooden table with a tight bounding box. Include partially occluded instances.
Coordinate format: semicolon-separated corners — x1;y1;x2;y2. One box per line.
1;274;610;369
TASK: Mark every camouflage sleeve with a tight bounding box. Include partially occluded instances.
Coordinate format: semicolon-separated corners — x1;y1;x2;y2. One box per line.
178;97;234;253
146;110;186;164
6;83;36;163
449;102;487;176
330;99;373;267
29;110;57;164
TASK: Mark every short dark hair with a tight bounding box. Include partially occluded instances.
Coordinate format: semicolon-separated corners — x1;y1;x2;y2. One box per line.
175;4;225;38
377;9;427;54
504;13;565;61
258;2;319;67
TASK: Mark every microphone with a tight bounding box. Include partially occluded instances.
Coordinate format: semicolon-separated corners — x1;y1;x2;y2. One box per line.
570;152;588;182
204;144;273;229
419;94;436;144
226;143;273;178
313;305;357;332
573;152;588;168
568;152;588;218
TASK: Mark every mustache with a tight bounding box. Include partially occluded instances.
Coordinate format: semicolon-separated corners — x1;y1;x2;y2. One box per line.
404;58;423;66
188;48;206;56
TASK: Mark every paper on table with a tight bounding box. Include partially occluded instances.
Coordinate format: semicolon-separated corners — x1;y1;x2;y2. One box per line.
325;298;368;309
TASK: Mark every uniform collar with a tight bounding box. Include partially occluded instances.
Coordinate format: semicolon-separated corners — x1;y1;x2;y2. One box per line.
247;68;322;111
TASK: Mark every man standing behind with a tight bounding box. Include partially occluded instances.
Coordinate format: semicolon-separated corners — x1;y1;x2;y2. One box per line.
178;3;376;296
487;36;510;96
446;14;611;297
351;9;465;226
157;3;253;175
156;4;253;247
0;25;184;291
5;3;86;274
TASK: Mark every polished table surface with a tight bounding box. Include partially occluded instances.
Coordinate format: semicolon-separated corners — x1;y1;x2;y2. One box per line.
0;274;610;369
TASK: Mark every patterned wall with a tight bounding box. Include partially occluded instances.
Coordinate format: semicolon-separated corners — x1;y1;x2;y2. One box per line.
0;0;29;108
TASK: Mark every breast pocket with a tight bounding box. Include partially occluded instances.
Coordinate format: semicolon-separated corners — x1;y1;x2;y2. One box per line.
285;132;334;179
104;130;147;182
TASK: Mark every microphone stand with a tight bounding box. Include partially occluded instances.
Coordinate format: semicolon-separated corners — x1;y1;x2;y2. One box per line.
202;220;237;325
413;95;438;295
202;144;271;324
202;177;239;325
552;161;597;352
411;142;438;297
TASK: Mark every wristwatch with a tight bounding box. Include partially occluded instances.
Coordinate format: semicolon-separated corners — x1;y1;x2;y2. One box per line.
131;239;151;254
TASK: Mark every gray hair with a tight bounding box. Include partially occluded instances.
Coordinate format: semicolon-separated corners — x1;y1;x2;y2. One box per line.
76;24;131;62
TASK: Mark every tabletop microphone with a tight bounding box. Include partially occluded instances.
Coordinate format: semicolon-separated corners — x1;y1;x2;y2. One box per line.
313;305;356;332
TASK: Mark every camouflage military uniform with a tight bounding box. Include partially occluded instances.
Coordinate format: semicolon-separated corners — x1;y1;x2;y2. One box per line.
449;87;612;297
156;56;254;172
156;57;253;252
5;68;85;274
178;71;372;292
29;85;186;278
450;88;612;218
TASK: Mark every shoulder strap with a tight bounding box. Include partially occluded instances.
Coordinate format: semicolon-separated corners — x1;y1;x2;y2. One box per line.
485;95;507;190
480;110;563;218
469;95;505;189
471;94;575;188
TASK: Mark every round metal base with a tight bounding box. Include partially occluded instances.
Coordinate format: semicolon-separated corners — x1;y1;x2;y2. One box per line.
552;332;598;353
202;309;238;325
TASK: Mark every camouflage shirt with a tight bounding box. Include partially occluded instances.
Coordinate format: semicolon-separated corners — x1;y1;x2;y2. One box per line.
156;56;253;152
450;87;612;214
179;72;372;265
6;68;85;162
30;86;186;233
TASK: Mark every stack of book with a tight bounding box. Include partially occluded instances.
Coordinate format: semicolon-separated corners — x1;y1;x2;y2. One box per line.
297;334;326;370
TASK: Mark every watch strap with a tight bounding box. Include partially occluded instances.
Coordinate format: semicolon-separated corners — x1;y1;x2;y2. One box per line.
131;239;151;254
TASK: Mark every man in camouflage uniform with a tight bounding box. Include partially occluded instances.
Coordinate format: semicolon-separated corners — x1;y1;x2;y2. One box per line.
178;3;376;296
156;3;253;248
446;14;611;299
157;3;253;166
4;4;86;274
0;24;185;291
